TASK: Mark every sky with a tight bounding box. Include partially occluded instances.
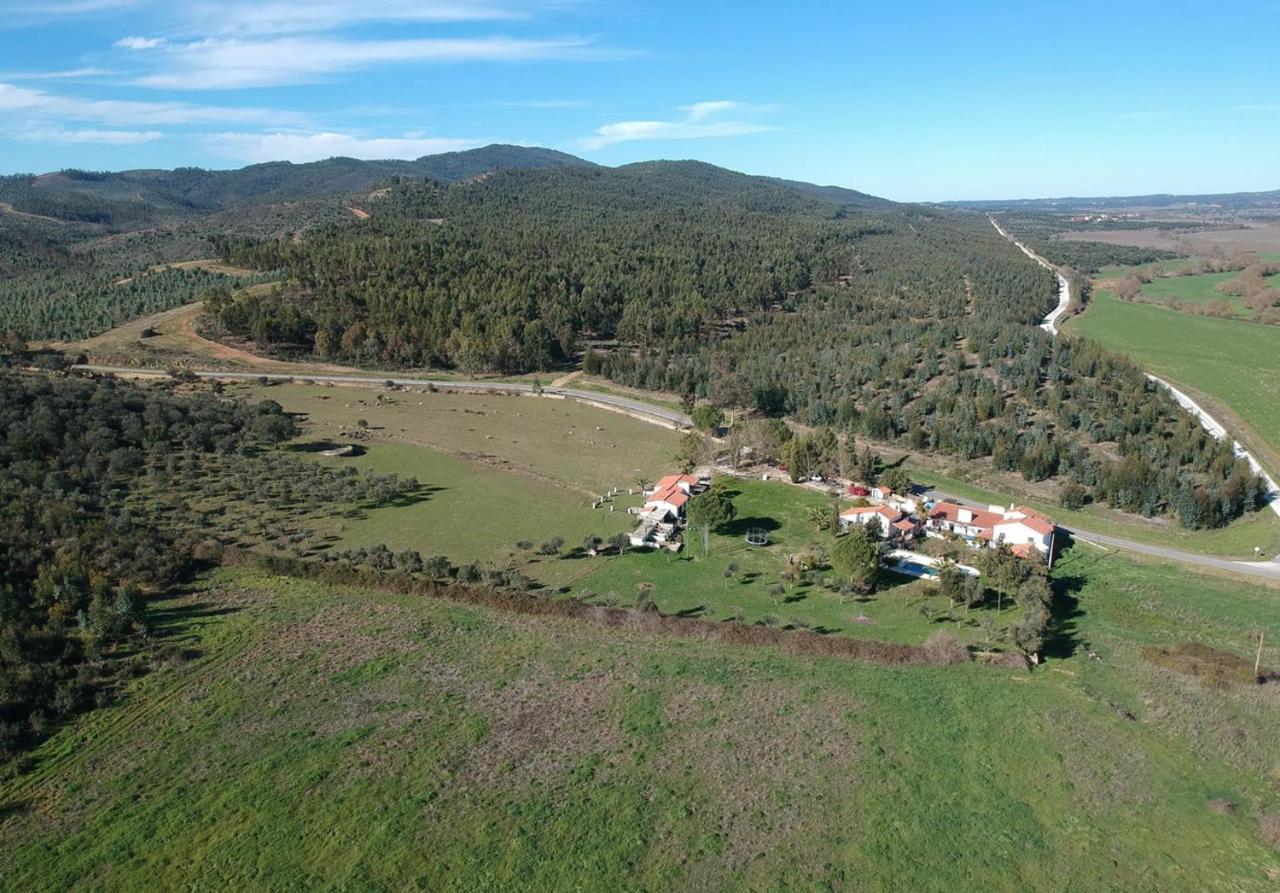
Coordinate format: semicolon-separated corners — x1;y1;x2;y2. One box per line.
0;0;1277;202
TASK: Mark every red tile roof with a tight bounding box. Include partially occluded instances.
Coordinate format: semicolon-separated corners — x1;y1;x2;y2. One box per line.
840;505;901;523
892;519;917;532
1011;507;1056;536
928;502;1002;530
654;473;699;492
647;485;689;509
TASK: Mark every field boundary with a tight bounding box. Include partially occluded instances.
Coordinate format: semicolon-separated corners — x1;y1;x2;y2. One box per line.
220;548;992;669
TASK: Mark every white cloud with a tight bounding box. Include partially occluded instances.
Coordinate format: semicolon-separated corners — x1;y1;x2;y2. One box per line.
20;127;163;145
0;67;114;80
132;35;610;89
207;131;483;163
115;35;165;49
0;82;301;126
581;101;776;150
180;0;522;36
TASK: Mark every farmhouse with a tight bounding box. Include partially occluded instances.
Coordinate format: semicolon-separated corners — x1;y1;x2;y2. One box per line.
926;501;1056;559
629;473;706;549
838;504;920;543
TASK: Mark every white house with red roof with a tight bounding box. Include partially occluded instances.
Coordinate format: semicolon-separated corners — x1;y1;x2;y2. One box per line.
629;473;706;549
839;504;919;543
926;501;1056;560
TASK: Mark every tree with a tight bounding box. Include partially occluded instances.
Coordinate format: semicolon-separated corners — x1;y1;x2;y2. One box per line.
608;532;629;554
674;431;705;473
830;525;881;591
686;482;737;556
723;562;739;589
691;404;725;432
880;465;911;494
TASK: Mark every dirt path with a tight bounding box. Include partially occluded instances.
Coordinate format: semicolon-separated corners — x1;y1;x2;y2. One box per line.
0;201;65;224
989;216;1070;335
346;207;370;219
550;370;582;387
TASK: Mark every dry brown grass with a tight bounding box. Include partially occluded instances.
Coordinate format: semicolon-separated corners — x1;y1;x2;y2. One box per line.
1141;642;1272;687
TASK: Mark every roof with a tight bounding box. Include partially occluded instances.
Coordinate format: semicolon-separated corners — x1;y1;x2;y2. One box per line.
928;501;1002;530
646;485;689;509
840;504;901;522
892;519;917;532
1011;507;1056;536
1010;543;1037;559
653;473;699;491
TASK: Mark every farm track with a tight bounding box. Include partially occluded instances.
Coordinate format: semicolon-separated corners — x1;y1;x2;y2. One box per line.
72;364;693;429
72;362;1280;581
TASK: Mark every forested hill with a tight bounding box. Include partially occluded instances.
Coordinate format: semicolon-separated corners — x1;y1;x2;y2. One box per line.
0;145;593;226
208;160;1268;530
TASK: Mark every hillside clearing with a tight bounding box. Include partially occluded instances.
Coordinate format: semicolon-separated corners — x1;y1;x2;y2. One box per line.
1;551;1278;891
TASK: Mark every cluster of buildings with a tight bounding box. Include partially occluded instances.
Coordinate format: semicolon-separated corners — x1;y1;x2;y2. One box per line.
622;470;1057;565
838;486;1056;561
628;473;705;550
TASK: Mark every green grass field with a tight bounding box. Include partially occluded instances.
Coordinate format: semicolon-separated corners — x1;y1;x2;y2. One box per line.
569;477;1012;645
1067;288;1280;471
2;549;1278;891
1137;269;1274;318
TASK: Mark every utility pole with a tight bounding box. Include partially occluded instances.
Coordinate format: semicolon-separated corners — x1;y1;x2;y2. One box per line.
1256;630;1265;680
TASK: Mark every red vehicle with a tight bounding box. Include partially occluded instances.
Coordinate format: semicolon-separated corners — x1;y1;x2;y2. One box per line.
848;485;870;497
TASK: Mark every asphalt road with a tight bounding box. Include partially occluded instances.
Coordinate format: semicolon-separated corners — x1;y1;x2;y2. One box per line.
920;488;1280;583
75;363;1280;582
71;364;693;428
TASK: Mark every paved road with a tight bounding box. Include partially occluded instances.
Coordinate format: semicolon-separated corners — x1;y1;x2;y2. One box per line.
77;362;1280;581
72;364;692;429
989;216;1071;336
920;488;1280;583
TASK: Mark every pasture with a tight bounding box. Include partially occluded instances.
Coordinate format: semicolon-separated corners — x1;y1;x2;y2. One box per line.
1066;288;1280;472
2;548;1279;891
233;381;681;584
571;477;1001;645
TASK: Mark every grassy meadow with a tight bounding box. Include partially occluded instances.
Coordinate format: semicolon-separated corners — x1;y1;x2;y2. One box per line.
232;381;679;586
1066;288;1280;471
1;549;1278;891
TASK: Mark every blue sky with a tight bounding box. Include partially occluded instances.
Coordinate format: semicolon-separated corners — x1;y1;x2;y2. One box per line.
0;0;1276;201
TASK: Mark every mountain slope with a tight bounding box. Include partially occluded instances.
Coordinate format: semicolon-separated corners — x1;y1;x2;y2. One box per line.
0;145;596;226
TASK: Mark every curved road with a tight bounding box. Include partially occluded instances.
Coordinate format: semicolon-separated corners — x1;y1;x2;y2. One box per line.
74;357;1280;582
71;364;692;429
990;216;1071;335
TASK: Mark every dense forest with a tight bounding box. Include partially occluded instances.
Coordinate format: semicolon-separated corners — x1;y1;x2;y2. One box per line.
0;369;419;762
206;163;1266;529
0;146;590;343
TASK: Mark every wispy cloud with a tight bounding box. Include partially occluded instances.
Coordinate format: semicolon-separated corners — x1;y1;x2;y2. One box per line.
0;67;114;80
115;35;165;49
581;100;776;150
0;82;301;126
179;0;524;36
19;126;163;145
131;35;615;90
207;130;483;163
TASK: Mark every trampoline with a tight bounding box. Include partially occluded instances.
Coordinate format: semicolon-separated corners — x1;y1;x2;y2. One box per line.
745;528;770;546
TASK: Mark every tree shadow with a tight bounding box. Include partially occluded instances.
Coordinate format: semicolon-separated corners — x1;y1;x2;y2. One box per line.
721;516;781;537
1045;572;1087;660
673;605;708;618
